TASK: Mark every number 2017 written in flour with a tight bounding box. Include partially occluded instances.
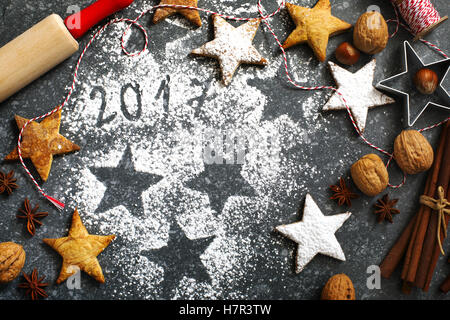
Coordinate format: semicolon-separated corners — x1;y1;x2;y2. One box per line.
89;76;170;128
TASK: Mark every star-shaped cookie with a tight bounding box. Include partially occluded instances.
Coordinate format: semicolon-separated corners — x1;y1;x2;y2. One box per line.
191;15;267;86
275;194;351;273
4;110;80;181
43;208;115;284
153;0;202;27
283;0;352;62
323;59;395;132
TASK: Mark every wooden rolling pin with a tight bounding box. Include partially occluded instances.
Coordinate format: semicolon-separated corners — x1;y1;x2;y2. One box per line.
0;0;134;103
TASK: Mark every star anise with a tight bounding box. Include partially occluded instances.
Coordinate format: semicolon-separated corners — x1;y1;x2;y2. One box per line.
0;170;19;195
17;198;48;236
374;194;400;223
330;177;359;206
18;269;49;300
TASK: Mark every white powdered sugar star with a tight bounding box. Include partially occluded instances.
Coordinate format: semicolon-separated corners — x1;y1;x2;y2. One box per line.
275;194;351;273
322;59;395;132
191;14;267;86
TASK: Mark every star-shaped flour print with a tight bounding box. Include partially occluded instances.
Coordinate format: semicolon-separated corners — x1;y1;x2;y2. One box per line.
275;194;351;273
185;163;256;215
89;145;163;217
141;222;215;298
322;59;395;132
191;14;267;86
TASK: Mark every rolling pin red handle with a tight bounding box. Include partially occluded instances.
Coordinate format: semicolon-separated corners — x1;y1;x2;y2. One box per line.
64;0;135;39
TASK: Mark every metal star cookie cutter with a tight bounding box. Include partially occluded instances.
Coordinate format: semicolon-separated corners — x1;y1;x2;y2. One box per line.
376;41;450;127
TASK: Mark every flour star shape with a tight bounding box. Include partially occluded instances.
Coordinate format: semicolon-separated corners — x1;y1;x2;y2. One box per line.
43;208;115;284
283;0;352;62
5;110;80;181
275;194;351;273
89;145;163;217
191;14;267;86
141;222;214;298
153;0;202;27
322;59;395;132
185;163;256;215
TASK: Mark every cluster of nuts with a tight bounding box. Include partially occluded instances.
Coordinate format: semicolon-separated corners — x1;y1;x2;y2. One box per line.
351;130;434;197
334;11;389;66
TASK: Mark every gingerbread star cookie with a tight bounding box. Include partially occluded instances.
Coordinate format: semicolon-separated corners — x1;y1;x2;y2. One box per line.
4;110;80;182
153;0;202;27
323;59;395;132
43;208;115;284
283;0;352;62
275;194;351;273
191;15;267;86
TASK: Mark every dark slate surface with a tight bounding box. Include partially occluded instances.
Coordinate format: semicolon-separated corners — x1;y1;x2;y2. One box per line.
0;0;449;300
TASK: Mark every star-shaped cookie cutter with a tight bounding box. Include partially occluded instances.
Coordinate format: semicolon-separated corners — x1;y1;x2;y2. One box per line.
376;41;449;127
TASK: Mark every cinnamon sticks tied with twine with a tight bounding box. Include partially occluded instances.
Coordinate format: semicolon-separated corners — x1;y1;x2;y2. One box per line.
379;122;450;293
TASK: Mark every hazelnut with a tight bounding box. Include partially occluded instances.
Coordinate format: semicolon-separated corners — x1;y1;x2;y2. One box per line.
414;68;438;95
335;42;360;65
351;154;389;196
394;130;434;174
0;242;26;283
353;11;389;54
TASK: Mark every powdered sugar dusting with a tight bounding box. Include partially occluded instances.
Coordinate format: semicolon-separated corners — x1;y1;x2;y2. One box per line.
59;0;327;299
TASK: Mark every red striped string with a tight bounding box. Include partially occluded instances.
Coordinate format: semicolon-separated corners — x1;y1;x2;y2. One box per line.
15;0;449;209
395;0;443;36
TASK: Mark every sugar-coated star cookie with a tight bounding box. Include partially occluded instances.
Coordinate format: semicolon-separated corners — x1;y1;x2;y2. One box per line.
275;194;351;273
191;15;267;86
323;59;395;133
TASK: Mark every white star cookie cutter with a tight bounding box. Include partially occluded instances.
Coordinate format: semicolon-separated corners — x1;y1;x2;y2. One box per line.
376;41;450;127
275;194;351;274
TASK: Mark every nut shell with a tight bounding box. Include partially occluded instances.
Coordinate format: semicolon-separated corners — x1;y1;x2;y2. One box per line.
0;242;26;283
321;273;356;300
351;153;389;197
335;42;360;65
414;68;438;95
394;130;434;174
353;11;388;54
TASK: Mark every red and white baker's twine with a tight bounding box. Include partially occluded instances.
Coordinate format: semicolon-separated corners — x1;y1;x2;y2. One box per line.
396;0;443;36
16;0;449;210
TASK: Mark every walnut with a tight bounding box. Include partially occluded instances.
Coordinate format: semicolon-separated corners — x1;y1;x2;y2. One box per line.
321;273;355;300
0;242;26;283
394;130;434;174
353;11;388;54
351;154;389;196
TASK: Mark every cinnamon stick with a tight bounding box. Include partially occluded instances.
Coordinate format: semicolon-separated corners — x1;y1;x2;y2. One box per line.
440;259;450;293
416;125;450;290
379;122;449;286
422;187;450;291
441;275;450;293
402;123;448;283
380;213;417;278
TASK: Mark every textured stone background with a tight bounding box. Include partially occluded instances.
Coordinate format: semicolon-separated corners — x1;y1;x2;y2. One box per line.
0;0;449;300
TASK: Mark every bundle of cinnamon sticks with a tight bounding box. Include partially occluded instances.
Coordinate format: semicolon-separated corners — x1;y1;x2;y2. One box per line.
380;122;450;293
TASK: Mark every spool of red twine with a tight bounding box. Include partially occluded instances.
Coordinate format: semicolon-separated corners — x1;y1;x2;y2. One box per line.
392;0;448;40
